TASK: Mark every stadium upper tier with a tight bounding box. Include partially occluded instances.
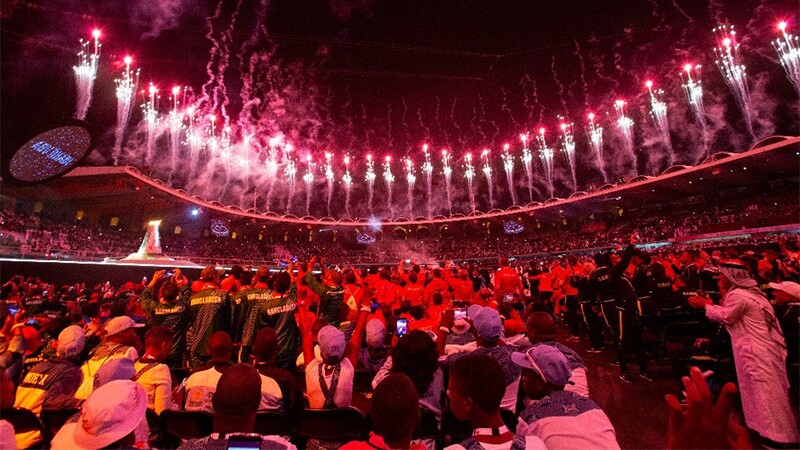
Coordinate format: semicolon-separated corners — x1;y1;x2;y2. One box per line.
3;135;799;227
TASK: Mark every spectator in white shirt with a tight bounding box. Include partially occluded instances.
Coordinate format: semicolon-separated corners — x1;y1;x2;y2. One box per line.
134;325;174;414
184;331;233;413
75;316;142;400
513;345;620;449
300;283;370;409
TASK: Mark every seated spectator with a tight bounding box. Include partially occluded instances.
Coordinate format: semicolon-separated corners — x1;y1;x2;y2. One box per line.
439;307;521;412
3;325;45;386
372;330;444;420
0;371;16;450
178;364;296;450
51;380;148;449
185;331;234;413
513;346;619;449
13;325;85;448
525;312;589;397
446;354;546;450
134;325;175;414
252;327;302;417
341;373;422;450
359;319;389;376
75;315;142;400
302;286;369;410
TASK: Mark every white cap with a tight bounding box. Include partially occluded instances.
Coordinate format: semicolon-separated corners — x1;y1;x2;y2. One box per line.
103;316;144;336
57;325;86;359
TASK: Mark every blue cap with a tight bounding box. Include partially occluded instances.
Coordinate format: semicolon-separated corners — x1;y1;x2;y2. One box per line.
511;345;571;386
472;307;502;342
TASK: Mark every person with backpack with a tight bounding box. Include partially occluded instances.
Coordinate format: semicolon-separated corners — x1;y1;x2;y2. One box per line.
133;325;174;414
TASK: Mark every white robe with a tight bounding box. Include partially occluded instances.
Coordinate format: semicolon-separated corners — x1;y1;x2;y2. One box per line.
705;288;799;444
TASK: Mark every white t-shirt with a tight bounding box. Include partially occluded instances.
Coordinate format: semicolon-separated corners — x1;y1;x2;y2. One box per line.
258;373;284;412
185;367;225;413
517;390;620;450
445;435;547;450
134;360;174;414
305;358;354;409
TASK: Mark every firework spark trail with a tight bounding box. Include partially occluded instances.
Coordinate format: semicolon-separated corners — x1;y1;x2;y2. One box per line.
520;75;534;126
343;155;353;217
435;97;451;149
401;97;411;151
263;137;281;211
386;103;395;150
324;152;334;216
464;153;476;213
477;94;492;147
587;112;607;182
535;128;554;198
441;149;453;215
113;56;139;165
713;25;755;140
215;0;245;122
530;79;545;124
551;56;569;115
680;64;709;159
73;29;101;120
613;99;635;172
481;149;494;208
422;145;433;217
774;21;800;96
501;143;518;205
199;0;225;112
186;106;202;178
645;80;674;167
285;157;297;212
404;158;416;216
450;98;465;151
365;154;376;215
417;108;431;141
559;123;578;191
500;87;520;129
142;83;160;166
574;41;590;111
361;105;372;149
168;86;184;180
471;106;487;147
520;133;535;202
383;156;395;214
303;155;314;215
669;0;693;21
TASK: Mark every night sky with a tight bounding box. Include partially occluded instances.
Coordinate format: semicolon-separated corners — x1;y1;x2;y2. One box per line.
1;0;798;217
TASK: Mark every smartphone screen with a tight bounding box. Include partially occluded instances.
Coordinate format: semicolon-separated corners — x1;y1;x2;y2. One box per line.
503;294;514;303
453;308;467;320
396;318;408;337
226;435;262;450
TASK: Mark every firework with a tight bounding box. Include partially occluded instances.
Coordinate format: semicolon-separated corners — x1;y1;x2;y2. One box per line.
774;21;800;95
520;133;535;202
586;112;607;182
168;86;183;179
73;29;101;120
421;144;433;217
535;128;554;198
404;158;416;216
560;123;577;190
142;83;160;166
343;155;353;217
325;152;334;216
365;154;376;215
713;24;754;140
383;156;395;212
442;149;453;215
464;153;476;213
284;157;297;212
112;56;139;164
501;143;518;205
303;155;314;215
481;149;494;208
645;80;674;167
680;64;709;158
613;99;635;170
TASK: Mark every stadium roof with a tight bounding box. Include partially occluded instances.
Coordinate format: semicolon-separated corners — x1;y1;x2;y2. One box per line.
4;135;799;227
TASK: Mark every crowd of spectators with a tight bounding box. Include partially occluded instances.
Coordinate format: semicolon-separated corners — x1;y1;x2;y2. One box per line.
1;192;797;267
1;230;799;449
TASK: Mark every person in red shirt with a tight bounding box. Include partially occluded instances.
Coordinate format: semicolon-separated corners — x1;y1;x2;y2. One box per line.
493;256;524;303
450;270;475;303
424;268;450;307
375;270;401;310
400;273;425;306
